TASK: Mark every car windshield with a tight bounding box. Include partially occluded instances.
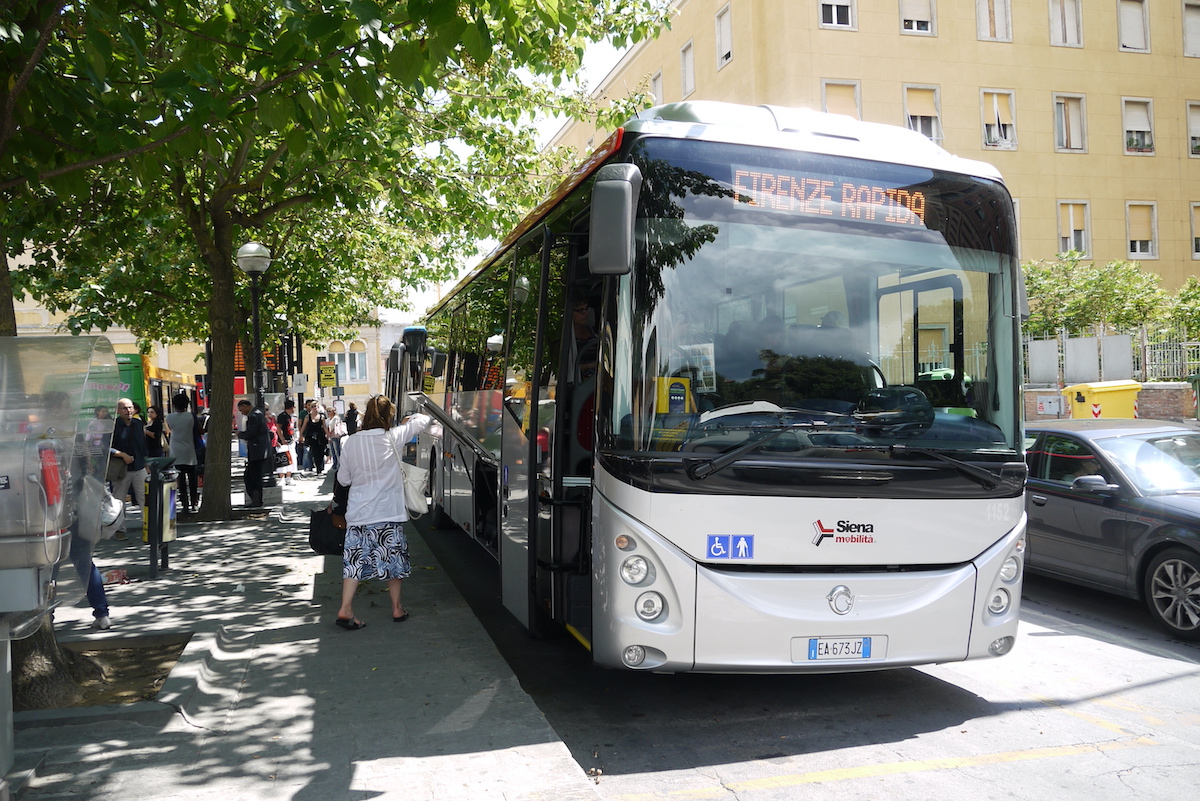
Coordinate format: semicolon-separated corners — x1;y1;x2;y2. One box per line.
1096;431;1200;493
601;136;1023;459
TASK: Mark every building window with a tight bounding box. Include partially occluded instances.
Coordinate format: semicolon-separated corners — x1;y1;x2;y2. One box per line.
905;86;940;142
1058;201;1089;255
1187;1;1200;57
1126;203;1156;258
1049;0;1082;46
1192;203;1200;258
823;81;861;119
982;90;1016;148
680;41;695;98
1189;102;1200;156
1118;0;1149;51
650;71;663;104
330;341;368;383
1054;94;1086;152
1122;98;1154;154
716;5;733;67
900;0;934;34
820;1;855;29
348;341;368;382
976;0;1012;42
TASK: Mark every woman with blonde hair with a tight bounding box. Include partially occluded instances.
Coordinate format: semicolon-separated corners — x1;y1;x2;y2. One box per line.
334;395;431;629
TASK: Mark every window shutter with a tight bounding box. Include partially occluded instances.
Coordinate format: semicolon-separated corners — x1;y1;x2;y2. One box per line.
1128;205;1153;242
906;87;938;117
1124;101;1151;132
1119;0;1146;50
825;83;859;118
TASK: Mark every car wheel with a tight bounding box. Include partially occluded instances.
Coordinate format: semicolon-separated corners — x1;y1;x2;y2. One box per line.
1143;547;1200;641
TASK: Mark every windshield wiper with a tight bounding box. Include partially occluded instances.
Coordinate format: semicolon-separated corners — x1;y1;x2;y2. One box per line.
849;444;1011;489
685;423;820;480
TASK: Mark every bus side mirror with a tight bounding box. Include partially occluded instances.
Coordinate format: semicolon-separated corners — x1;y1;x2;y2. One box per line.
430;351;447;378
589;163;642;276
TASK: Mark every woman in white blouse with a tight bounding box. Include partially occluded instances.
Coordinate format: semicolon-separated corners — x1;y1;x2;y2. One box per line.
333;395;430;629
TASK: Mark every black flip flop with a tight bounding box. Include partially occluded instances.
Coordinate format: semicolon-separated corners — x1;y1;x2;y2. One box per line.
335;617;366;630
393;612;410;623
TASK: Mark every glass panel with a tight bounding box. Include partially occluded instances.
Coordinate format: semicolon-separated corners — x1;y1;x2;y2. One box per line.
601;138;1020;460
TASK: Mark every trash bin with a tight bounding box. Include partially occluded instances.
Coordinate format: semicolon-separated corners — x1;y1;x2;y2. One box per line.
1188;375;1200;420
142;456;177;578
1062;380;1142;419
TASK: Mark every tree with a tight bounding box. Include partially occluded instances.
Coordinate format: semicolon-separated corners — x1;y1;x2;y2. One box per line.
1022;252;1166;338
4;0;668;520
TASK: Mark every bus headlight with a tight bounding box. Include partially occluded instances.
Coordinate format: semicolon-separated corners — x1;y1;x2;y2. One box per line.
620;555;652;585
635;591;666;621
987;588;1011;615
988;636;1015;656
623;645;646;667
999;555;1021;583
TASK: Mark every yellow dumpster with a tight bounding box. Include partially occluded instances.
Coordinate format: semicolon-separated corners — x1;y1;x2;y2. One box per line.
1062;380;1142;419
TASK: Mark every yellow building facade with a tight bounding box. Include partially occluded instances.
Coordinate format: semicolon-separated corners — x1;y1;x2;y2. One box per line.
13;292;388;408
552;0;1200;286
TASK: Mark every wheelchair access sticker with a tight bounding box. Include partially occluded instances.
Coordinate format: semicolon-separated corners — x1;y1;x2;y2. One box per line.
706;535;754;560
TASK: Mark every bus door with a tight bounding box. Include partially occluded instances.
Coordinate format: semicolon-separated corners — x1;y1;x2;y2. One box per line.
500;237;543;629
499;230;568;635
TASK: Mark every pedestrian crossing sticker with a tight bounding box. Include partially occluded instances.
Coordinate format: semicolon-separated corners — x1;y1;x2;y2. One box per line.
706;534;754;560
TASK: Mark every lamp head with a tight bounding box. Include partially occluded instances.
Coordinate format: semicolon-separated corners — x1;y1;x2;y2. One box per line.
237;241;271;275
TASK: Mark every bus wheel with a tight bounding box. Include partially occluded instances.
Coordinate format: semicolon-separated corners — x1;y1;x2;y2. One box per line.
1144;547;1200;641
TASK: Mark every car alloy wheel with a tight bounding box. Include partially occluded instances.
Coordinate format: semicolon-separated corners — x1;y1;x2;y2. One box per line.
1144;547;1200;641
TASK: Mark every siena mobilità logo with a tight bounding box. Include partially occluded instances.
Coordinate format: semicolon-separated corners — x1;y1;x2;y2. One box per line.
812;519;875;546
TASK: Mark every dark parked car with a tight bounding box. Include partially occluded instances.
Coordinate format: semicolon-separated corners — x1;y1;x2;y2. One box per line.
1024;418;1200;640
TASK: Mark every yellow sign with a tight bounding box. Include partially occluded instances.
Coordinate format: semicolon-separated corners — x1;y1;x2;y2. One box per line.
318;361;338;388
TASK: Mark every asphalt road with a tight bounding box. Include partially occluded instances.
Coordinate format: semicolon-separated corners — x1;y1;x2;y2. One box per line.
418;519;1200;801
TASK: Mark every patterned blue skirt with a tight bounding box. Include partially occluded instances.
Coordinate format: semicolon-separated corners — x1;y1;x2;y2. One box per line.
343;521;411;581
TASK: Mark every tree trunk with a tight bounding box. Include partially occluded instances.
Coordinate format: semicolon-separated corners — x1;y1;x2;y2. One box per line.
10;616;103;712
0;218;19;337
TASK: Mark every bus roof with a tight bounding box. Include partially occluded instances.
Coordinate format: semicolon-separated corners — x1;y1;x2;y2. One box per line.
628;101;1003;182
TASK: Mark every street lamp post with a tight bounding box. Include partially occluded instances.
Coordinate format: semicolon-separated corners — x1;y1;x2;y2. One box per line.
236;242;271;410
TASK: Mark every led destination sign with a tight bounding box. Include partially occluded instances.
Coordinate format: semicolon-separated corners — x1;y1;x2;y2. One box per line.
733;167;927;227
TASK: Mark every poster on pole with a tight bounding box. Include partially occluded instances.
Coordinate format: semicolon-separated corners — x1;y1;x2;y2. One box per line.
318;361;338;389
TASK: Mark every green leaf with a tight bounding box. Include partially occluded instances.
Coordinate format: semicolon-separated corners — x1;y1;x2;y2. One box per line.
154;69;191;90
307;12;344;41
461;17;493;65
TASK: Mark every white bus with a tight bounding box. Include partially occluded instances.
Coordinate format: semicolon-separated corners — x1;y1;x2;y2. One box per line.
393;101;1028;672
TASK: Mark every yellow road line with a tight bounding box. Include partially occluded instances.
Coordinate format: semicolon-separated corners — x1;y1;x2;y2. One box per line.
610;736;1158;801
1033;694;1134;735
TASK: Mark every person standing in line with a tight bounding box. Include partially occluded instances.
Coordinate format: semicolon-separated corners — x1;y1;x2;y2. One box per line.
325;405;346;472
334;395;431;629
109;397;147;541
237;399;271;507
166;393;200;514
144;405;167;458
344;401;360;436
296;399;311;472
302;400;328;476
275;399;298;485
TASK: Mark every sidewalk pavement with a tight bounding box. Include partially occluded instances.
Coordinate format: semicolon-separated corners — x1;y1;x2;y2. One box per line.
11;472;600;801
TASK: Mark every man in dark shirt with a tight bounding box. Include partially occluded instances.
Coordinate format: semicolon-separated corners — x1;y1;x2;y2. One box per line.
109;397;147;540
238;399;271;507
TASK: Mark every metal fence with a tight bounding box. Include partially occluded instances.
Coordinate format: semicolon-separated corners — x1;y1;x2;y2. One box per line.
1024;325;1200;384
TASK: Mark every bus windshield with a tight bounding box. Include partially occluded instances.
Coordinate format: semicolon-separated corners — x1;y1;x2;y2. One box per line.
603;137;1022;459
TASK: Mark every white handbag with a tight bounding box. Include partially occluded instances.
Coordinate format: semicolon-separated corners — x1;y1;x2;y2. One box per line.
387;430;427;519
